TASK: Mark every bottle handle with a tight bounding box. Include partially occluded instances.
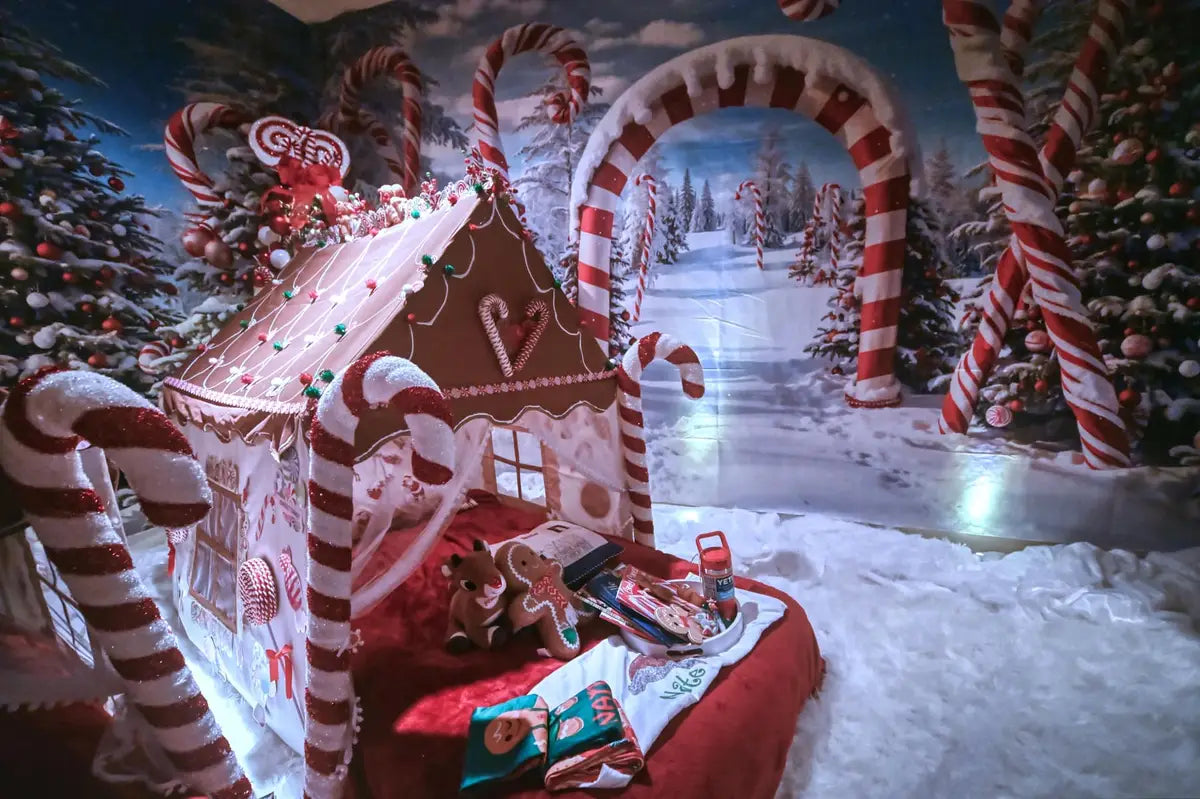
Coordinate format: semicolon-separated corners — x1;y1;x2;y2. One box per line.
695;530;729;555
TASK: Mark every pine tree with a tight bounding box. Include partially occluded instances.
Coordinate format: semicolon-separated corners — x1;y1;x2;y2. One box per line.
0;17;181;392
515;79;608;263
926;139;978;275
656;186;689;270
751;126;790;247
557;236;633;359
692;179;717;232
806;194;961;391
679;169;697;232
968;0;1200;464
788;162;816;232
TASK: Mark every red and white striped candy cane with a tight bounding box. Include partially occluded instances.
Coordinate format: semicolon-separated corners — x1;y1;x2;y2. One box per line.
138;340;172;375
822;183;844;274
735;180;764;271
617;333;704;548
632;174;658;323
330;47;423;196
777;0;840;21
472;23;590;181
999;0;1041;78
939;0;1131;449
941;0;1130;468
165;103;244;215
304;351;454;799
0;368;251;799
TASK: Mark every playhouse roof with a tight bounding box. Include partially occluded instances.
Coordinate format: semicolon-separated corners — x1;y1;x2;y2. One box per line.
162;194;617;457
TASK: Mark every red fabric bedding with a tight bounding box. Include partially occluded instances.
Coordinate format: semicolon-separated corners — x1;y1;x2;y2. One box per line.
352;502;825;799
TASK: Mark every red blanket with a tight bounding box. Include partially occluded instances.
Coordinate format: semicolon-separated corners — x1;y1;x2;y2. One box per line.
353;504;824;799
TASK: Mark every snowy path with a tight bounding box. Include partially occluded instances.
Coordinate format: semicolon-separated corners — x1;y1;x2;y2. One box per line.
630;232;1200;551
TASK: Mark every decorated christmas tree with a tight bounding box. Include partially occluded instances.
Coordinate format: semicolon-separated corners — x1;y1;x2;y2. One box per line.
806;194;960;391
966;0;1199;464
0;17;181;391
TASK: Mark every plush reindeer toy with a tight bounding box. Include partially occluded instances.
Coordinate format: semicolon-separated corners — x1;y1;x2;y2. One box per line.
442;539;510;653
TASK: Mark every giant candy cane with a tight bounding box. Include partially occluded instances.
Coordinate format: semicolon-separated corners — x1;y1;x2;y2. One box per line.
617;333;704;548
632;173;658;323
327;47;424;197
940;0;1130;468
735;180;765;271
472;23;590;181
777;0;840;20
165;103;245;217
0;368;252;799
304;352;455;799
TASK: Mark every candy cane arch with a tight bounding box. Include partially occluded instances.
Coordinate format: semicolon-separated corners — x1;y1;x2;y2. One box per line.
632;173;658;322
472;23;590;180
571;36;916;406
327;47;423;196
939;0;1132;467
617;333;704;547
165;103;244;218
735;180;765;271
304;351;454;799
0;368;251;799
778;0;840;21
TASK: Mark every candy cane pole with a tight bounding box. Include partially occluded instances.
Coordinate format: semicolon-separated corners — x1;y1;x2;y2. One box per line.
735;180;764;271
617;333;704;548
332;47;423;197
824;183;843;276
472;23;590;181
164;103;244;220
0;368;251;799
777;0;840;21
939;0;1132;449
632;174;658;323
941;0;1130;468
304;352;454;799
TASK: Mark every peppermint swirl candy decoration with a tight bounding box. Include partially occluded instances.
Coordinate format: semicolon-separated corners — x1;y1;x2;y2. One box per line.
985;404;1013;428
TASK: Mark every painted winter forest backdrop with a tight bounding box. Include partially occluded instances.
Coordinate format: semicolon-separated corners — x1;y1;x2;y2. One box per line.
2;0;1198;529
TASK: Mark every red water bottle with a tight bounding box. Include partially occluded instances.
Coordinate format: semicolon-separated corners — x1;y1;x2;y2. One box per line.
696;531;738;623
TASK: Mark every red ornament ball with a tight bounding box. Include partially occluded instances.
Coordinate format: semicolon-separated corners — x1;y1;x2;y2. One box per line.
1187;297;1200;310
406;313;416;323
1187;207;1200;224
35;241;62;260
88;162;105;176
1120;333;1153;359
161;281;178;296
621;310;631;321
299;372;314;386
1145;149;1160;164
182;226;214;258
268;215;291;235
98;266;116;281
61;271;77;284
204;238;234;270
218;273;233;285
365;279;377;292
87;353;108;368
149;319;160;330
1168;182;1188;198
237;241;250;253
8;316;25;328
257;333;268;343
1034;379;1049;393
196;343;207;353
0;201;19;219
100;316;123;333
1118;388;1140;406
78;302;94;314
107;176;125;191
170;337;185;348
1008;399;1024;413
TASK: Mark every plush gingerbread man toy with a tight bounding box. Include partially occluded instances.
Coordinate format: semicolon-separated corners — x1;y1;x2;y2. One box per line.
495;541;580;660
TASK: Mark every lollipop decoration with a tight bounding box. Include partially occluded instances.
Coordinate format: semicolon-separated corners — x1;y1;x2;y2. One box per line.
250;115;351;239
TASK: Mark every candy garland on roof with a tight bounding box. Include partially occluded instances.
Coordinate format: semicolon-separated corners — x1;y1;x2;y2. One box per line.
0;368;253;798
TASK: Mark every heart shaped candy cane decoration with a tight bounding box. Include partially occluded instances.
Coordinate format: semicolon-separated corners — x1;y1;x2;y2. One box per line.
248;116;351;176
477;294;550;378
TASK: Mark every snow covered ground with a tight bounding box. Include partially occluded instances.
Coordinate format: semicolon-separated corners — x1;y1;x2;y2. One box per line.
128;508;1200;799
633;231;1200;551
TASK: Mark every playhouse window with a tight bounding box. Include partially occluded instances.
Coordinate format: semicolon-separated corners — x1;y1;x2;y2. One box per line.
25;530;96;666
490;427;546;505
189;482;240;631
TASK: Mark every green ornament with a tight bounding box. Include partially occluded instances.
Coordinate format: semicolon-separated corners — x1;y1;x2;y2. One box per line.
553;278;562;289
236;304;245;311
333;323;347;336
421;254;433;266
239;320;249;329
411;209;420;219
443;264;455;275
273;341;284;351
303;385;321;399
319;369;335;382
473;183;485;194
563;627;578;645
283;290;294;300
606;358;618;370
317;239;327;247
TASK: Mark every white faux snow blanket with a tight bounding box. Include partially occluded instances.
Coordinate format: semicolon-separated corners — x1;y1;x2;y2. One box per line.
531;588;787;789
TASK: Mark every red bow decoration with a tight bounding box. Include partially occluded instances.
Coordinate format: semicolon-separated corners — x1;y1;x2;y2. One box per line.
266;643;294;699
261;155;343;231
